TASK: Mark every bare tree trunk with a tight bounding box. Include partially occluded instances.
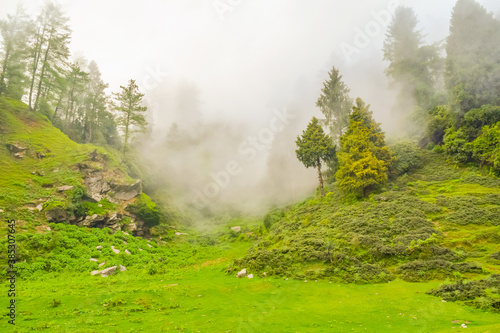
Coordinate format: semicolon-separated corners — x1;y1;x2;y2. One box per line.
33;42;51;112
317;159;325;197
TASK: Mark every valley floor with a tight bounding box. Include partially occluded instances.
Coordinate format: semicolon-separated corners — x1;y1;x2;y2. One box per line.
2;243;500;333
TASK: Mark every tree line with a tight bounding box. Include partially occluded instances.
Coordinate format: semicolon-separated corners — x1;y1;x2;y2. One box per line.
296;0;500;197
0;2;147;153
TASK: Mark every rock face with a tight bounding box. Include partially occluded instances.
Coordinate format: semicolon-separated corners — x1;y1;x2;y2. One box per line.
112;180;142;201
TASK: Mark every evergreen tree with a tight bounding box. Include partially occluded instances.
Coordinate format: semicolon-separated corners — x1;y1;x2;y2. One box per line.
445;0;500;115
383;6;443;116
114;79;148;154
0;4;32;99
295;117;336;196
336;98;393;197
27;1;71;111
316;66;353;144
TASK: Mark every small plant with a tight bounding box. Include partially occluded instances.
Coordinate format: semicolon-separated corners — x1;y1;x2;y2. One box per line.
50;299;61;308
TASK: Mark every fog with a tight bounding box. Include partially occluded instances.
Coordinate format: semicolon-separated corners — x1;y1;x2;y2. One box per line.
5;0;500;216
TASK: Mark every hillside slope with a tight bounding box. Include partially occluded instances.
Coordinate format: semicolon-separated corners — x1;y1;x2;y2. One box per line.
0;97;162;241
231;150;500;311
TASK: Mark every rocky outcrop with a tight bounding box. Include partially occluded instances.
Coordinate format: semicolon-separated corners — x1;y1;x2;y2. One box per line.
111;180;142;201
6;143;27;153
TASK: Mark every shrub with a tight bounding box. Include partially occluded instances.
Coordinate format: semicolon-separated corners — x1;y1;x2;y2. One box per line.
125;194;162;228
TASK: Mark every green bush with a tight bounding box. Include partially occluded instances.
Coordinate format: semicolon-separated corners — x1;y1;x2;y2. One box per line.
125;193;162;228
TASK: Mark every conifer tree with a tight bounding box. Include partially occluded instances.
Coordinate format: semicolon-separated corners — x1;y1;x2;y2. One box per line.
336;98;393;197
316;66;352;144
295;117;336;196
114;79;147;154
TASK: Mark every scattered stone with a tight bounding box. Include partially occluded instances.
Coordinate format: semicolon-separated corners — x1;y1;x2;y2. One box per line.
57;185;74;192
96;245;103;250
98;262;106;267
98;204;102;207
45;206;67;223
46;227;51;231
247;274;253;279
263;272;266;276
36;204;43;211
139;248;143;251
236;268;247;278
99;266;117;276
14;152;25;159
119;265;127;272
124;249;131;255
123;232;129;236
111;246;120;254
0;209;3;213
6;143;27;153
123;240;127;245
175;232;188;236
231;226;241;232
147;244;152;248
89;258;98;262
90;270;100;276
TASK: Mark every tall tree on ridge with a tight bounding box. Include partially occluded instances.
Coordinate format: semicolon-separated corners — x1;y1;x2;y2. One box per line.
0;4;32;99
28;1;71;111
295;117;337;197
383;6;443;120
114;79;148;154
316;66;353;144
336;98;393;197
445;0;500;116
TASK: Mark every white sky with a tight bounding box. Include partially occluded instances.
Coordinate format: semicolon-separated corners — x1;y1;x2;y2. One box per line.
2;0;500;131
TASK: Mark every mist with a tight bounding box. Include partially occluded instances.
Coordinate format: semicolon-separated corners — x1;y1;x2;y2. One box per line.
5;0;500;216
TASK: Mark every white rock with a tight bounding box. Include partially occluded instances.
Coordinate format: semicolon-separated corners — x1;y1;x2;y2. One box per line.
90;270;99;275
46;227;51;231
98;262;106;267
139;248;143;251
231;226;241;232
147;244;152;248
247;274;253;279
125;249;131;255
119;265;127;272
96;245;103;250
0;209;4;213
123;232;129;236
111;246;120;254
236;268;247;278
36;204;43;211
100;266;117;276
89;258;98;262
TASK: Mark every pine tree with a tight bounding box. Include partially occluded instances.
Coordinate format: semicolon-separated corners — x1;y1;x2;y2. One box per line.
27;1;71;111
336;98;393;197
0;5;32;99
295;117;336;196
383;6;443;115
316;66;352;144
446;0;500;115
114;79;148;154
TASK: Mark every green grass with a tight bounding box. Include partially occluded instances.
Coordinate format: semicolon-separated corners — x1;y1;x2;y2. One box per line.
1;246;499;332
